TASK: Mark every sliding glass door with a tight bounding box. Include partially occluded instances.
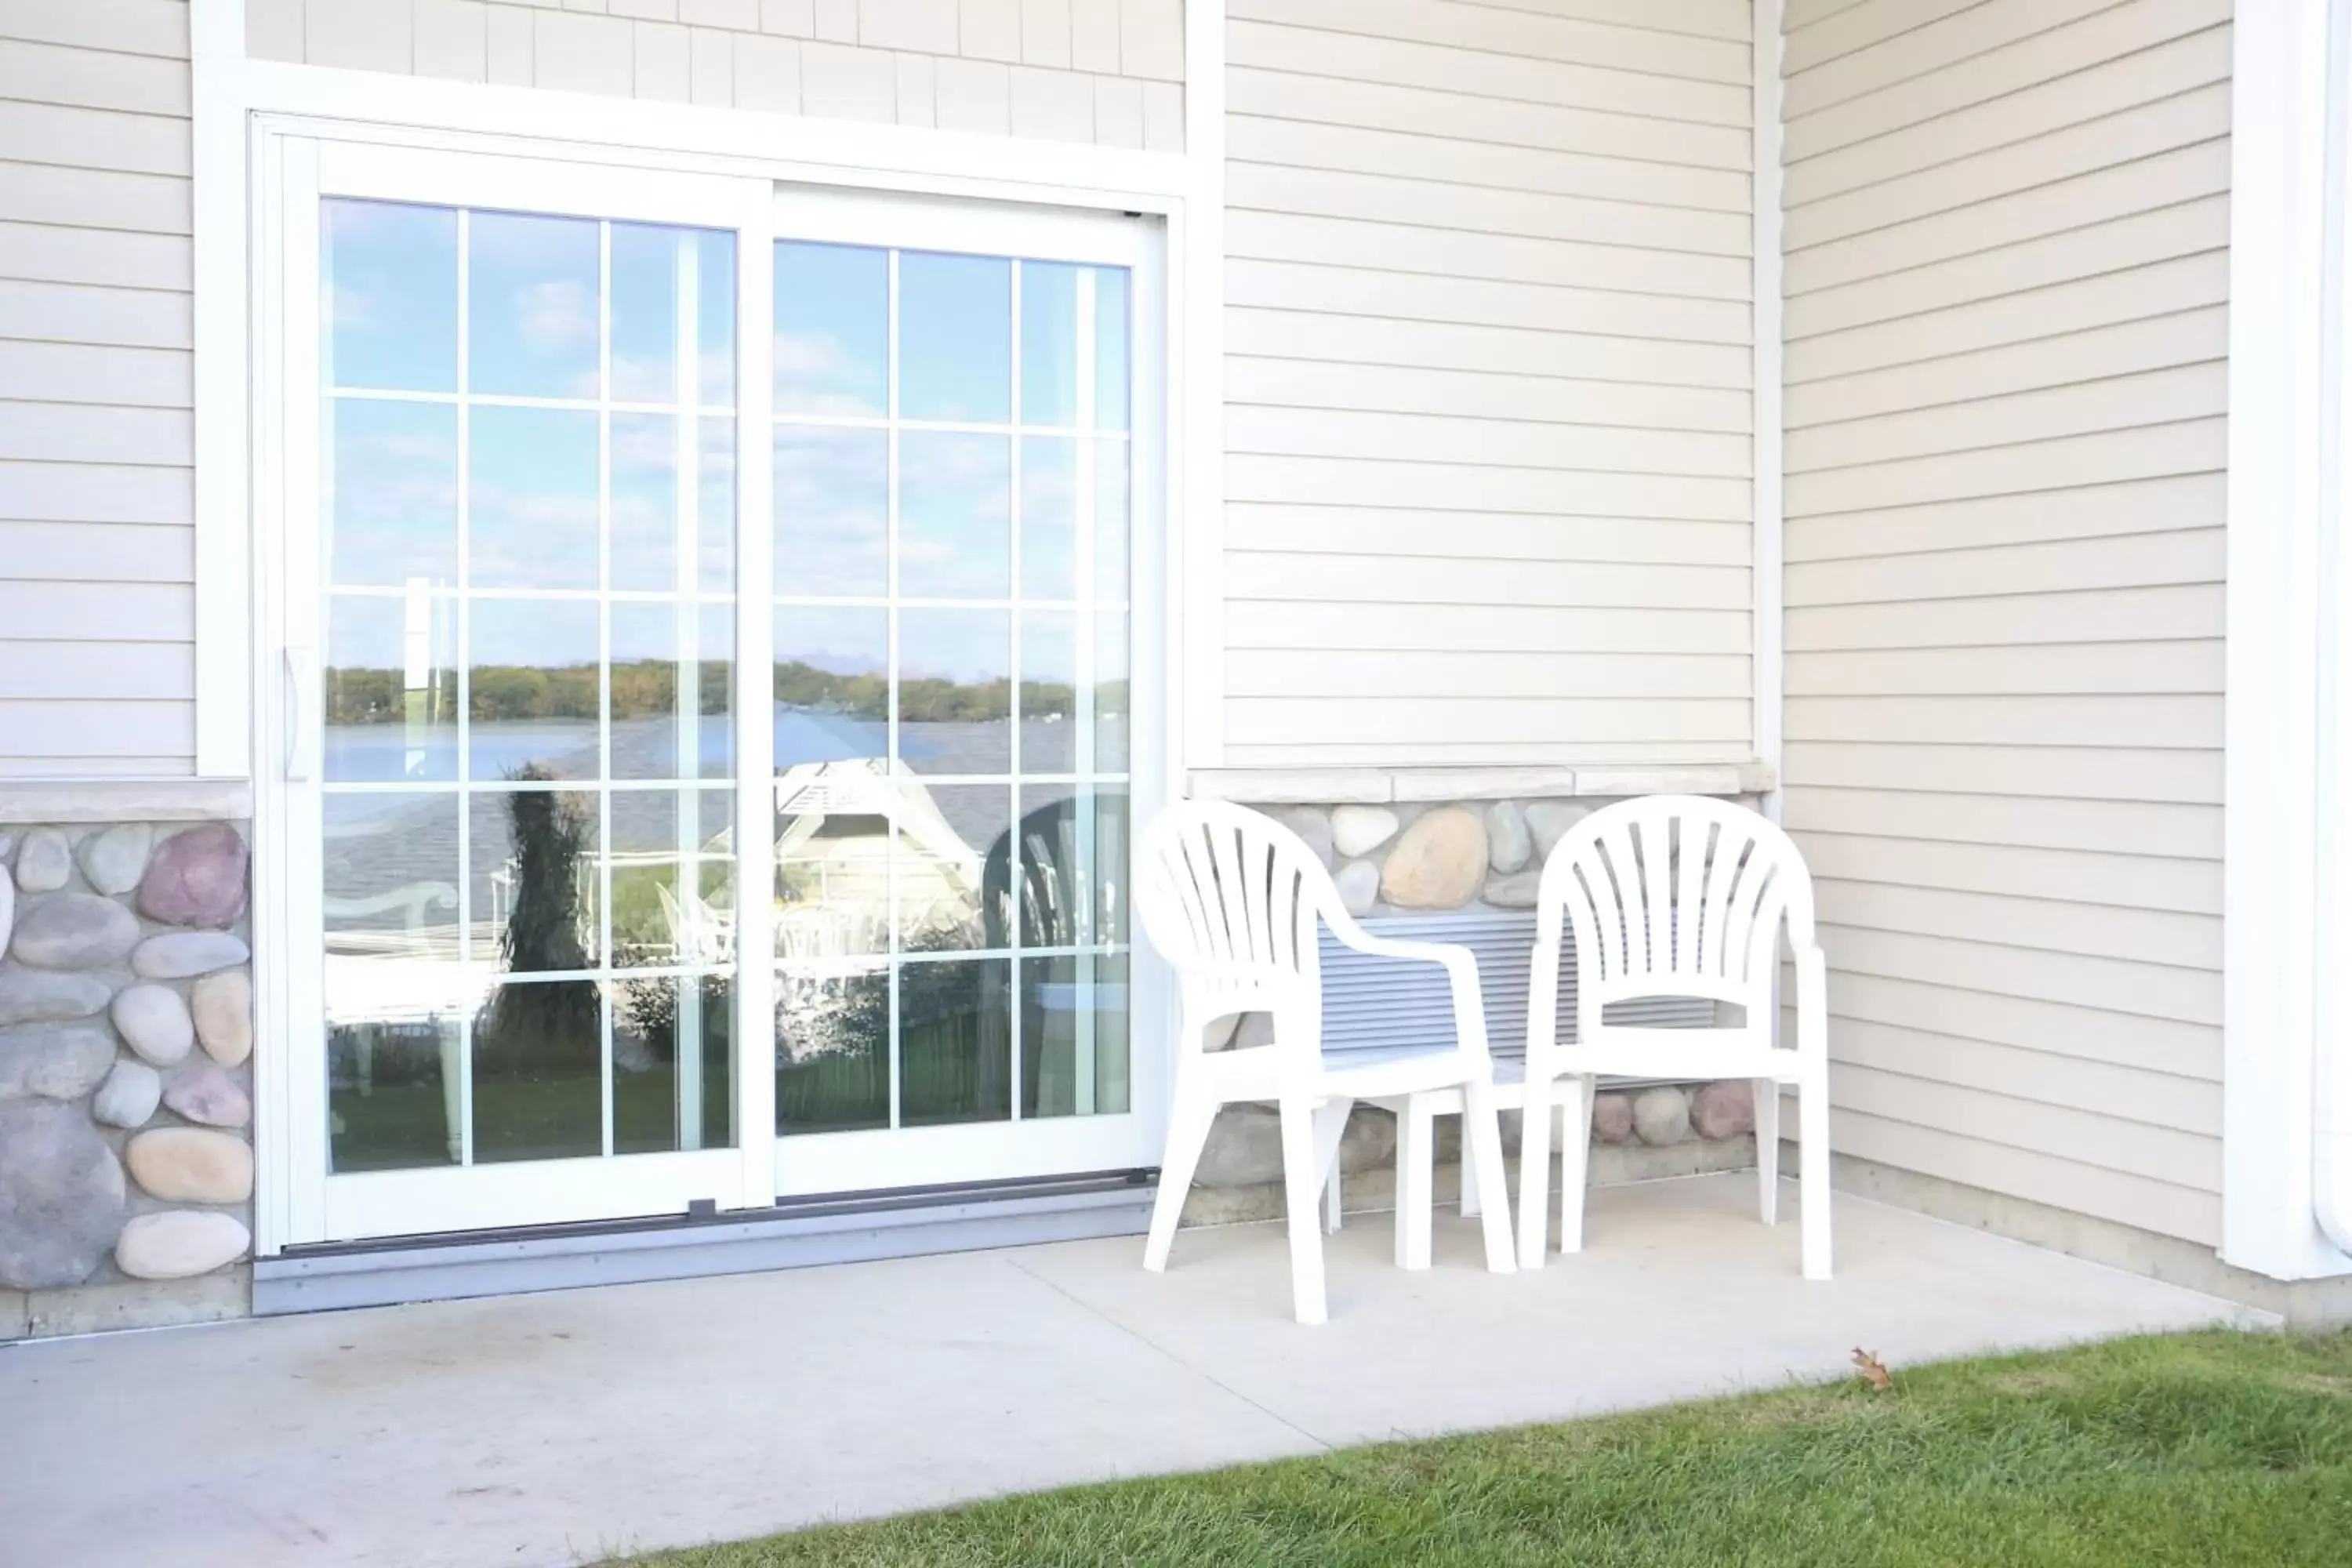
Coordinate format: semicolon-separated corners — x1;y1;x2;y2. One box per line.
268;144;1162;1243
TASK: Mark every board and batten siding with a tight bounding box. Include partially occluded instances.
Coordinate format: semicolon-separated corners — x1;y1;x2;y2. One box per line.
0;0;198;777
1779;0;2229;1245
1219;0;1756;767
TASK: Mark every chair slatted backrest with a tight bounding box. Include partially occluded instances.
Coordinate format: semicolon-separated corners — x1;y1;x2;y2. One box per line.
1532;796;1819;1053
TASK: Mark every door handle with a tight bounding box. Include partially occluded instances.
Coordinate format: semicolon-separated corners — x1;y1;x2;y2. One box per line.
284;644;317;782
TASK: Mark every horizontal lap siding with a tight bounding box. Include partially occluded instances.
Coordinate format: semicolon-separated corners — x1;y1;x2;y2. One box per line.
1222;0;1755;765
0;1;197;777
1780;0;2228;1244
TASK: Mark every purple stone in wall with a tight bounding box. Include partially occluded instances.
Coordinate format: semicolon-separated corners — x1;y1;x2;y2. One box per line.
136;825;250;931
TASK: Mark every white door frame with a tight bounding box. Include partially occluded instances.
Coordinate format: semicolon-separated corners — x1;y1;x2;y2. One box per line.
245;109;1189;1252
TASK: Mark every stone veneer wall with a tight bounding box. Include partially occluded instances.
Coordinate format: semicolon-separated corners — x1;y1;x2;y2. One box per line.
1174;793;1766;1226
0;823;254;1341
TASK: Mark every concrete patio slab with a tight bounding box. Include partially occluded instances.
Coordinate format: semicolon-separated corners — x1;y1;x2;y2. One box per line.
0;1176;2272;1568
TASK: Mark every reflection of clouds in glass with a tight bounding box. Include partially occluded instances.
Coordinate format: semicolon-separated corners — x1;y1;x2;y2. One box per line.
773;332;877;416
324;198;457;394
514;276;597;356
612;412;677;591
776;241;886;415
329;399;457;586
901;432;1010;598
900;252;1011;423
774;426;886;597
470;212;598;398
901;610;1008;684
469;406;597;590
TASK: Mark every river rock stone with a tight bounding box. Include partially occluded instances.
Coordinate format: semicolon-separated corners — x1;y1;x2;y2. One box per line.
163;1062;251;1129
1632;1084;1691;1146
77;824;154;896
0;1100;126;1290
10;893;140;970
13;829;70;894
93;1059;163;1129
0;1021;116;1102
132;931;251;981
136;824;249;929
1330;806;1400;860
1690;1079;1756;1141
1378;807;1488;910
1486;801;1532;873
1482;869;1541;909
115;1210;250;1281
191;969;254;1066
125;1127;254;1204
1334;858;1380;917
1270;807;1334;869
1591;1091;1635;1144
0;967;112;1025
113;984;194;1066
0;864;12;961
1526;801;1594;860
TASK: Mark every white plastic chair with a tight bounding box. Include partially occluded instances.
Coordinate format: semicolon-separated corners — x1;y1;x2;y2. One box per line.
1136;800;1517;1323
1515;796;1832;1279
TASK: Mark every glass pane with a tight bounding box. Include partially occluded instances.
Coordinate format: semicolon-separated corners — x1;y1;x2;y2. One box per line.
323;199;457;394
776;964;889;1134
901;432;1011;598
324;793;463;1172
469;211;601;399
612;974;733;1153
325;591;458;782
470;787;601;974
327;398;457;587
898;957;1011;1127
898;782;1009;953
773;605;889;773
699;416;737;595
1018;783;1129;946
611;601;732;782
1020;610;1076;774
899;252;1010;423
1094;609;1130;773
899;608;1010;775
775;772;893;960
1019;436;1077;601
469;405;598;591
1020;263;1129;431
1022;952;1129;1119
611;412;678;593
609;789;682;969
775;426;887;597
1094;440;1131;603
469;597;601;782
611;223;735;407
775;241;887;416
471;978;604;1163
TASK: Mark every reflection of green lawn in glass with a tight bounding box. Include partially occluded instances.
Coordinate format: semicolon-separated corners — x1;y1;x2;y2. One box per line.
329;1060;733;1174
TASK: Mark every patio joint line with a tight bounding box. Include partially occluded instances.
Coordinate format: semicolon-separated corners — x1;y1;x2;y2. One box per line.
999;1253;1338;1453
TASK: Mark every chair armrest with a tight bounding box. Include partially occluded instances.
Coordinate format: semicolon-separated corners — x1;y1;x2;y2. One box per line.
1324;913;1491;1057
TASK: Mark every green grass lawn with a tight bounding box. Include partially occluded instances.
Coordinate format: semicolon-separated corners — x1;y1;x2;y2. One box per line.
620;1327;2352;1568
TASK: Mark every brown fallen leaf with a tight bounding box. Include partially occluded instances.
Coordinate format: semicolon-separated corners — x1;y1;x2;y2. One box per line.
1852;1347;1894;1392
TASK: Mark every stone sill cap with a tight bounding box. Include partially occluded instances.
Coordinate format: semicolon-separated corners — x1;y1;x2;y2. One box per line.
1188;760;1776;805
0;778;255;825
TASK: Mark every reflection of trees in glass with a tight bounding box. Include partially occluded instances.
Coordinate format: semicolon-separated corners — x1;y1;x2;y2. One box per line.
474;767;599;1073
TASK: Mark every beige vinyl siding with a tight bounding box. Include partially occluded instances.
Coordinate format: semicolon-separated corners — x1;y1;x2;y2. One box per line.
0;0;197;777
1780;0;2228;1245
1220;0;1755;767
254;0;1183;150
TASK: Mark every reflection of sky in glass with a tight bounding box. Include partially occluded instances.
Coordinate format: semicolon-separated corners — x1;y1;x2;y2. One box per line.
612;223;736;406
612;412;677;591
469;211;601;398
325;593;457;782
469;597;600;781
699;416;735;594
901;432;1010;598
470;405;597;590
1020;263;1131;431
775;241;885;416
902;608;1008;685
325;199;457;393
1020;437;1077;600
775;426;887;596
328;397;456;587
900;252;1010;423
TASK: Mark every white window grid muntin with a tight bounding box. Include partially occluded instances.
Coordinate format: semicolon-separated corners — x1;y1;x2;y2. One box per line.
772;243;1132;1131
320;198;739;1167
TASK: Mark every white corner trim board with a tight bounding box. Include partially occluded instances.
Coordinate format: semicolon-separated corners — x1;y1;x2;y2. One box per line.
2222;0;2352;1281
1751;0;1785;828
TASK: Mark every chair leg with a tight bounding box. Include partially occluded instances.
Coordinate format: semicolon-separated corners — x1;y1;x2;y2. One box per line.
1460;1117;1480;1218
1462;1077;1516;1275
1143;1087;1215;1273
1395;1098;1435;1272
1798;1072;1832;1281
1515;1076;1552;1269
1312;1098;1352;1236
1558;1079;1595;1255
1754;1076;1780;1227
1279;1098;1330;1324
